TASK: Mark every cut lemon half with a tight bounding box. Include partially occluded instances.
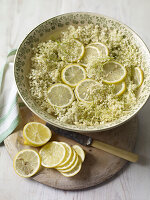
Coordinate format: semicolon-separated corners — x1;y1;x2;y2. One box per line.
133;67;144;88
88;42;109;57
58;154;79;173
75;79;98;103
114;82;126;96
102;61;127;84
56;149;77;170
39;141;66;168
47;83;74;108
23;122;52;147
13;149;41;178
61;158;82;177
81;46;100;65
72;145;85;162
58;39;84;62
61;64;86;87
56;142;72;167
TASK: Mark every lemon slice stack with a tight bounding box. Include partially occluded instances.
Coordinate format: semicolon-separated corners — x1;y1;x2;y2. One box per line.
39;142;85;177
39;141;67;168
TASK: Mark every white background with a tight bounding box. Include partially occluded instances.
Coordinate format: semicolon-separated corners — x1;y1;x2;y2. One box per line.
0;0;150;199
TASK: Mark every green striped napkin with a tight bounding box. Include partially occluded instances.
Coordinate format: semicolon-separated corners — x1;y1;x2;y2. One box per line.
0;49;20;143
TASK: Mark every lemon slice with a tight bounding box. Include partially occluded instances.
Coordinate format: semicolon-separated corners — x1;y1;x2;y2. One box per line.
23;122;52;147
81;46;100;65
75;79;98;103
88;42;109;57
56;149;77;170
79;63;88;68
56;142;72;167
133;67;144;88
114;82;126;96
47;83;74;108
102;61;127;84
58;154;79;173
61;64;86;87
13;149;41;178
61;158;82;177
39;141;66;168
72;145;85;162
58;39;84;62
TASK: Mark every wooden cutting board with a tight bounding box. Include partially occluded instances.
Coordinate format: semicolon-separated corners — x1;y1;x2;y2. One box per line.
4;106;137;190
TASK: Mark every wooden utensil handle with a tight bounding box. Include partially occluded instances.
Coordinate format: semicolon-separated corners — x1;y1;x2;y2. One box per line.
91;140;138;162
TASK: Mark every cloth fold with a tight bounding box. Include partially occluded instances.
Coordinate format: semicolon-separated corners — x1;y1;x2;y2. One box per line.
0;49;19;143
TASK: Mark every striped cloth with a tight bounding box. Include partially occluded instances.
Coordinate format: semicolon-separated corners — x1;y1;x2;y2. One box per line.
0;49;20;143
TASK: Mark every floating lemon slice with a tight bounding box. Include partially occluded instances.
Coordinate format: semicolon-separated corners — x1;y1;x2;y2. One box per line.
133;67;144;88
57;142;73;167
75;79;98;103
88;42;109;57
39;141;66;168
56;149;77;170
102;61;127;84
61;64;86;87
47;83;74;108
13;149;41;178
61;158;82;177
72;145;85;162
81;46;100;65
114;82;126;96
58;39;84;62
23;122;52;147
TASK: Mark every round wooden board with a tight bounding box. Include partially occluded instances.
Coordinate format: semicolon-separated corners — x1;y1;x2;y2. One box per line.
4;106;137;190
